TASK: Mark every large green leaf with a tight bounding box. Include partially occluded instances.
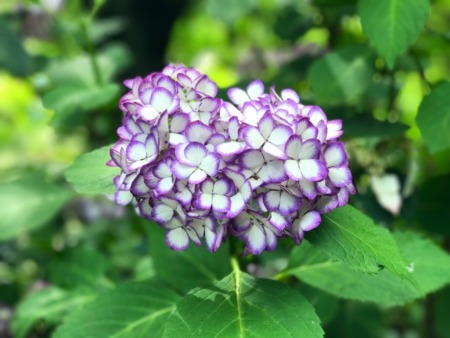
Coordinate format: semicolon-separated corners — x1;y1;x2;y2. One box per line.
358;0;429;68
393;232;450;294
43;83;120;128
12;287;95;338
283;242;419;307
308;46;373;105
283;231;450;306
416;82;450;154
53;280;181;338
64;146;120;195
0;20;32;76
344;116;409;138
0;176;72;241
149;226;231;293
49;248;113;289
307;205;412;282
163;270;324;337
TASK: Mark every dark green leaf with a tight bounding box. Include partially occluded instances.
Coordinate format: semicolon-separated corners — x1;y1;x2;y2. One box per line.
53;280;181;338
358;0;429;68
0;20;32;76
0;176;72;241
435;286;450;338
416;82;450;154
284;231;450;306
308;46;373;105
344;116;409;138
393;232;450;294
49;248;113;289
206;0;257;24
12;287;95;338
43;83;120;128
164;270;324;337
64;146;120;196
307;205;413;282
283;241;419;306
149;226;231;293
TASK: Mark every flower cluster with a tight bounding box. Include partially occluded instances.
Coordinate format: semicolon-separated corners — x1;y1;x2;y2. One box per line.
108;64;355;255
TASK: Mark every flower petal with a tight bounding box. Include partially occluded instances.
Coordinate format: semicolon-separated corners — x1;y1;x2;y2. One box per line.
171;161;195;180
195;75;218;97
247;80;264;99
324;142;347;167
126;141;146;161
227;88;249;106
115;190;133;206
244;225;266;255
243;126;265;149
300;211;321;231
188;168;207;184
329;166;352;187
268;125;292;145
166;228;189;251
212;195;231;213
300;159;328;181
150;87;173;112
284;159;302;181
281;89;300;103
184;142;207;166
152;204;174;223
199;153;220;176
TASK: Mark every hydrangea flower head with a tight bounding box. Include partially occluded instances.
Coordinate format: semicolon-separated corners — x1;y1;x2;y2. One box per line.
108;64;355;254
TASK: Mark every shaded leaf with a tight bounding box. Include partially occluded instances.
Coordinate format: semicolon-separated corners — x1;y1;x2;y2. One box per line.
164;270;324;337
284;242;419;307
43;83;120;128
53;280;181;338
307;205;413;282
308;46;373;105
0;176;72;241
12;287;95;338
206;0;257;24
284;231;450;306
149;226;231;293
358;0;429;68
416;82;450;154
344;115;409;138
0;20;32;76
49;248;113;289
64;146;120;195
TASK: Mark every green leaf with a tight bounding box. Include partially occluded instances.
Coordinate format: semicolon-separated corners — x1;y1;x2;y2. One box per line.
163;270;324;337
49;248;113;289
0;20;32;76
0;176;72;241
64;146;120;195
393;232;450;294
149;226;231;293
308;46;373;105
43;83;120;128
12;287;95;338
284;231;450;306
206;0;257;24
307;205;412;282
53;280;181;338
358;0;430;68
435;286;450;338
416;82;450;154
344;116;409;138
283;241;419;307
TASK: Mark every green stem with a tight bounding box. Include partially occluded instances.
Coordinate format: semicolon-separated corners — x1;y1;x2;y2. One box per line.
81;20;102;86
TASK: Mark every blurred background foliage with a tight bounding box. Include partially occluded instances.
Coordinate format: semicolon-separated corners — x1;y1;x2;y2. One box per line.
1;0;450;337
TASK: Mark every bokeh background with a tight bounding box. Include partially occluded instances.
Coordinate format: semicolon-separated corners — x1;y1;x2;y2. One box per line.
1;0;450;337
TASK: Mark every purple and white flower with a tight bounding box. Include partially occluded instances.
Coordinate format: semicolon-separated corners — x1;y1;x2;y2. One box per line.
109;64;355;254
